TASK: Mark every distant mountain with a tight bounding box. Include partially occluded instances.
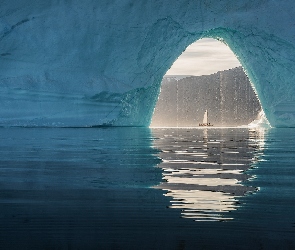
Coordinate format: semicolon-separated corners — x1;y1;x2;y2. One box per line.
151;67;261;127
164;75;193;81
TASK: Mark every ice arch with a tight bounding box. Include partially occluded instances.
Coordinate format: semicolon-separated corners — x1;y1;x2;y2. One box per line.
1;0;295;127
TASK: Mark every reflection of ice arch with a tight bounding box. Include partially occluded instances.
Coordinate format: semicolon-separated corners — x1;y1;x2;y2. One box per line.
1;1;295;127
152;128;265;221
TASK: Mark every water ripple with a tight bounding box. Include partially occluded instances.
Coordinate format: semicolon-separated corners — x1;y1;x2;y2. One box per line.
152;128;264;221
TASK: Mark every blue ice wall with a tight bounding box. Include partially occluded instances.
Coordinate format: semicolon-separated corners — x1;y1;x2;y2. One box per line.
1;0;295;127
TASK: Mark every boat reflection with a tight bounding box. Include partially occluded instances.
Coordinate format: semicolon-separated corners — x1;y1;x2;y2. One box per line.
152;128;265;221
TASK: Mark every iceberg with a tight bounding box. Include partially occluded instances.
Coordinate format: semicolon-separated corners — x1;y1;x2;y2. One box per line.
151;67;261;127
1;0;295;127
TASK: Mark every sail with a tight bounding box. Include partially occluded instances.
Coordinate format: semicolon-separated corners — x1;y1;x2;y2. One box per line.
203;110;208;124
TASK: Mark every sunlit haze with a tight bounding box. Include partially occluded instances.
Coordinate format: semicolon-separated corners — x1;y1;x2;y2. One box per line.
165;38;241;76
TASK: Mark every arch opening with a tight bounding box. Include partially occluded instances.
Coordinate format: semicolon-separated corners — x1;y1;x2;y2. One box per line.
150;38;267;128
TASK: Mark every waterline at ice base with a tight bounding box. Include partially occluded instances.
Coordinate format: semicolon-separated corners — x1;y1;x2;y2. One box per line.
1;1;295;127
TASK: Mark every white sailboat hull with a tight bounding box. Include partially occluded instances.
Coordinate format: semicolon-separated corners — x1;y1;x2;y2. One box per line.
199;110;213;126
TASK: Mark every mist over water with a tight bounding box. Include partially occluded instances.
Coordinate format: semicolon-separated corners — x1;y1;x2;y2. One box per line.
0;127;294;249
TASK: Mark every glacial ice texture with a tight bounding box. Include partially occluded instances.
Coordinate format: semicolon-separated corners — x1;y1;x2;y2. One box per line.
1;0;295;127
151;67;261;127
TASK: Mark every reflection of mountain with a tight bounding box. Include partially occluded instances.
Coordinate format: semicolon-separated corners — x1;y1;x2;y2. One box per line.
152;128;264;221
151;67;261;127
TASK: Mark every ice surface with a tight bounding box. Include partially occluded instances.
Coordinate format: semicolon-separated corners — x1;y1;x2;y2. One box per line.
151;67;261;127
1;1;295;127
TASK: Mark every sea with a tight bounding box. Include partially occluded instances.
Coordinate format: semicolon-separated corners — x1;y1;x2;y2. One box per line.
0;127;295;249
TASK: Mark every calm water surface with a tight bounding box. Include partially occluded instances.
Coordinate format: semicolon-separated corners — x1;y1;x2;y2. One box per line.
0;127;294;249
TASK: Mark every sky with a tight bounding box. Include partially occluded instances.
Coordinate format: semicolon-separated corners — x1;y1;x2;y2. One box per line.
165;38;241;76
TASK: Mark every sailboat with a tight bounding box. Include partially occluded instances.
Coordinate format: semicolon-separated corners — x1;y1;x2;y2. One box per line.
199;110;213;126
